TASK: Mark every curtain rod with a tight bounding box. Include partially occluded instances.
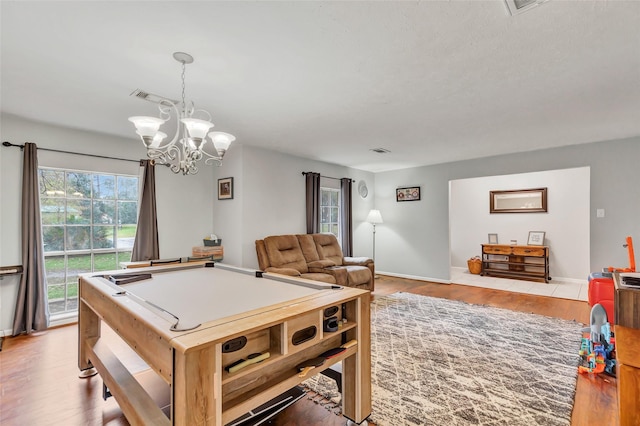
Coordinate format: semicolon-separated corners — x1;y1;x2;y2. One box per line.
301;171;354;183
3;141;142;164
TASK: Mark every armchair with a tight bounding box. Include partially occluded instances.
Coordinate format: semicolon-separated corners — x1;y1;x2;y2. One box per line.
311;233;374;291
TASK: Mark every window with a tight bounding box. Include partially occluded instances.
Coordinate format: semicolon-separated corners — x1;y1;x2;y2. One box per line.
39;168;139;316
320;187;340;240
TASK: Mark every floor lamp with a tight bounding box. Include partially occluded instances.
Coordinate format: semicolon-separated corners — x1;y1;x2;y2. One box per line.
366;209;383;278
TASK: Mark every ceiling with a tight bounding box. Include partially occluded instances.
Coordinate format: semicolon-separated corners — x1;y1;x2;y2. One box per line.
1;1;639;173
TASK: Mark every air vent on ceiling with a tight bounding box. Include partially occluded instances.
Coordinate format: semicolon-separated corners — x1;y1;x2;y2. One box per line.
504;0;549;16
370;148;391;154
130;89;178;105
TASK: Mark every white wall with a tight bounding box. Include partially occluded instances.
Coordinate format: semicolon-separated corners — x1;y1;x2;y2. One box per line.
374;136;640;283
212;145;376;269
0;113;215;334
450;167;590;281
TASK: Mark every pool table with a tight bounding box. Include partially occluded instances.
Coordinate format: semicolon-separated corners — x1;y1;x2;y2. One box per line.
78;262;371;425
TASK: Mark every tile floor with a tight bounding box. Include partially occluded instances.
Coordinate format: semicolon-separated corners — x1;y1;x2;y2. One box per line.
450;267;588;302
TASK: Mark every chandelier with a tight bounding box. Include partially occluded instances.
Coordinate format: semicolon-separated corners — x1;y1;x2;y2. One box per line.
128;52;235;175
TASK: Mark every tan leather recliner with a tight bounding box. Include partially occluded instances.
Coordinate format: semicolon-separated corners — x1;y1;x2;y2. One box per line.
255;233;374;291
310;233;374;291
255;235;337;284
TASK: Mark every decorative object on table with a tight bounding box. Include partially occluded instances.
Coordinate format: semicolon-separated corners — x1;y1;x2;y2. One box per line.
366;209;383;277
467;256;482;274
203;234;222;246
488;233;498;244
304;292;583;426
490;187;547;213
218;177;234;200
510;239;518;245
357;180;368;199
527;231;545;245
128;52;235;175
396;186;420;202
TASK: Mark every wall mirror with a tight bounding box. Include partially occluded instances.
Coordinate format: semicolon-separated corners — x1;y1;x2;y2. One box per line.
490;188;547;213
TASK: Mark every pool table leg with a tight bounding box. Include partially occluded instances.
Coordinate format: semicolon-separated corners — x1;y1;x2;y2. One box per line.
341;295;372;424
173;343;222;425
78;297;100;373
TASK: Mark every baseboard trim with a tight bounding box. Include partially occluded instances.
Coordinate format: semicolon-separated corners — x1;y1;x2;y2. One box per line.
377;271;450;284
50;313;78;328
0;313;77;339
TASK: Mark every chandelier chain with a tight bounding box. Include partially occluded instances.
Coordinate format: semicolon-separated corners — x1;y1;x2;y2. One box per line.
181;61;186;110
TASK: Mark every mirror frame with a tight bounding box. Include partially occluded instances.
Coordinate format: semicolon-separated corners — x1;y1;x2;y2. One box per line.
490;187;547;213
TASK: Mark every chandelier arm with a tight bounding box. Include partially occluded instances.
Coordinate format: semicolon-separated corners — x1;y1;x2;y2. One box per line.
192;108;212;122
202;147;222;164
146;148;171;164
203;156;223;167
161;102;184;149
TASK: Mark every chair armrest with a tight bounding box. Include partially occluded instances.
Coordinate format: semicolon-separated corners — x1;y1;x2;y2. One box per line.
317;266;348;286
344;256;373;266
264;267;302;276
307;259;336;268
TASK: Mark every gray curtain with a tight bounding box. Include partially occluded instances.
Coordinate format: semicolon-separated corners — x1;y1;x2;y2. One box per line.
340;178;353;256
131;160;159;261
305;172;321;234
13;142;49;336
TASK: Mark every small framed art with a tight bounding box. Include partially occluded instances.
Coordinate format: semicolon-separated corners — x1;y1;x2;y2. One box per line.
488;233;498;244
218;177;234;200
396;186;420;202
527;231;545;245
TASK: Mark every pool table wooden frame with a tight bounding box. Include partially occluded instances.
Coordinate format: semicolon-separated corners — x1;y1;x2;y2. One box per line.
78;263;371;425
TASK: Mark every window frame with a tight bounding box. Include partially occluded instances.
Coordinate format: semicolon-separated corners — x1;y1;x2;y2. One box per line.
320;186;341;242
39;166;139;318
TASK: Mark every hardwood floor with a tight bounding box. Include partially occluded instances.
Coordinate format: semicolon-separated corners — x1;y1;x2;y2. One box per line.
0;276;617;425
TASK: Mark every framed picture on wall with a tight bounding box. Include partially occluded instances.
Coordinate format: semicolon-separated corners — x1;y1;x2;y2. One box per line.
396;186;421;202
218;177;234;200
490;188;547;213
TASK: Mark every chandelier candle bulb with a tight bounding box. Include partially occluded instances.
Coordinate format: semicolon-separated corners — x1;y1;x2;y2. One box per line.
149;131;167;149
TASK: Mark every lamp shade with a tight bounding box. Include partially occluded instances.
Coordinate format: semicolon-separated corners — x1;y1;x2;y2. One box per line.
208;131;236;151
181;118;214;143
366;209;383;224
128;116;164;138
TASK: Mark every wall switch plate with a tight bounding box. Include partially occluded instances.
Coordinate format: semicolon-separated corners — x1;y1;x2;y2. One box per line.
596;209;605;218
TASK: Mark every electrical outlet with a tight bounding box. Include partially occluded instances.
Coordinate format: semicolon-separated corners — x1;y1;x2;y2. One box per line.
596;209;605;218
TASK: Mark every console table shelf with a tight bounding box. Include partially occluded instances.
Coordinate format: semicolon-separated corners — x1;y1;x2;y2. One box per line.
481;244;550;283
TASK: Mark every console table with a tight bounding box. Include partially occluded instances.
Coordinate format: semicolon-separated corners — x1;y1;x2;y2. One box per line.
481;244;550;283
613;273;640;426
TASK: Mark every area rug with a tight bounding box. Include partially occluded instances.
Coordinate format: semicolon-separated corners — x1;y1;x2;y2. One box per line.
303;292;583;426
